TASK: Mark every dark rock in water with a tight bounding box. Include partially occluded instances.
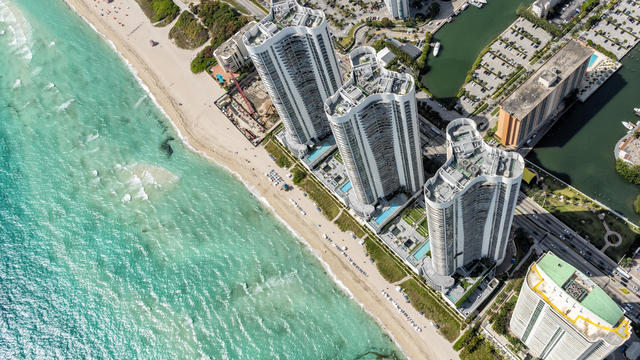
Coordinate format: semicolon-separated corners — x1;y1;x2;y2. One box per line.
161;136;174;157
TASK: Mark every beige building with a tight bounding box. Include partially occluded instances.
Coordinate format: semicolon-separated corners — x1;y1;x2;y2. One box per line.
213;21;256;73
496;40;592;148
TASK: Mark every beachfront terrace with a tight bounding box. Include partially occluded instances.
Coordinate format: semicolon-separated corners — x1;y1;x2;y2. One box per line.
244;0;324;46
325;47;412;116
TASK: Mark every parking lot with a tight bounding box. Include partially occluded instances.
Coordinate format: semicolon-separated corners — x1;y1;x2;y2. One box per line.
302;0;387;37
580;0;640;59
459;17;553;113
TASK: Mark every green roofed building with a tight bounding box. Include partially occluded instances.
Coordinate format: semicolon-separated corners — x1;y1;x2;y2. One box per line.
510;252;630;360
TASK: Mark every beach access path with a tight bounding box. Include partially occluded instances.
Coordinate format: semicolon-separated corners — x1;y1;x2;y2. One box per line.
62;1;461;359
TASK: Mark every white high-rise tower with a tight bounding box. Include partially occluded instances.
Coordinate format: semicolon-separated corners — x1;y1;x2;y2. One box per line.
324;46;423;217
424;118;524;276
242;0;342;156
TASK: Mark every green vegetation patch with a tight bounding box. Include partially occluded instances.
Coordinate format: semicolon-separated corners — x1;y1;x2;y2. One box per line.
264;140;293;169
334;212;366;238
291;166;307;184
338;21;364;50
169;11;210;49
135;0;180;26
403;206;425;227
298;178;341;220
400;279;461;341
416;219;429;238
454;325;503;360
364;237;406;283
191;45;217;73
194;0;249;49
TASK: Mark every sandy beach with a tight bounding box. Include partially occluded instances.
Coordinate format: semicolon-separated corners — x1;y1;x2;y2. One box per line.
61;1;460;359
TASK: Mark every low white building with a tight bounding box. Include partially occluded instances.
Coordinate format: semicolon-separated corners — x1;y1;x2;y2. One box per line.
532;0;562;18
376;47;396;67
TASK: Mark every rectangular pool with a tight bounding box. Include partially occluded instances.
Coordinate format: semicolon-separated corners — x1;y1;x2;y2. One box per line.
588;53;597;67
412;241;430;261
374;203;399;225
306;142;331;162
339;180;352;193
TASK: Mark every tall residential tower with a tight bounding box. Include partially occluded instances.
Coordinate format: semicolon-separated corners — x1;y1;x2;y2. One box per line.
384;0;410;19
243;0;342;156
510;252;630;360
424;118;523;277
325;46;423;217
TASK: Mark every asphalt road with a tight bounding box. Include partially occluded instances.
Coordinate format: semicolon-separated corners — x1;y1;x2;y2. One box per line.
514;196;640;322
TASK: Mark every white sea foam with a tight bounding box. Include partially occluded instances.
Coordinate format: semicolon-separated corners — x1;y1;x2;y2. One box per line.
11;79;20;89
0;0;32;62
134;94;147;109
56;98;75;112
31;66;42;76
86;133;99;143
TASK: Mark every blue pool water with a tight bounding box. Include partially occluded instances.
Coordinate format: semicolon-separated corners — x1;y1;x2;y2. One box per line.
340;180;352;193
412;241;431;261
374;204;400;225
306;142;331;162
588;53;597;67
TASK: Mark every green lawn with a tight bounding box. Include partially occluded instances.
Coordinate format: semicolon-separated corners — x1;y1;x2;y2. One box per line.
334;212;366;238
416;219;429;238
364;237;407;283
400;279;461;342
403;206;425;227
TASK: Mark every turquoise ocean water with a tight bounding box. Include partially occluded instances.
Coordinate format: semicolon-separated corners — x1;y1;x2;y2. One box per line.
0;1;403;358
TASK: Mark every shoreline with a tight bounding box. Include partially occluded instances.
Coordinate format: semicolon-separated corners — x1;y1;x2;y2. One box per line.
61;1;461;359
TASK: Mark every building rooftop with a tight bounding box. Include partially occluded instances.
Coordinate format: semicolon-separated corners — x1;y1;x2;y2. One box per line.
214;21;256;59
529;252;630;343
424;118;524;203
501;40;592;120
243;0;324;46
325;46;413;116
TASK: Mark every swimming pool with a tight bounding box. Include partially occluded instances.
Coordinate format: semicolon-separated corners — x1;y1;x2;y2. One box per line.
339;181;352;193
306;142;331;162
588;53;597;67
412;241;430;261
374;204;400;225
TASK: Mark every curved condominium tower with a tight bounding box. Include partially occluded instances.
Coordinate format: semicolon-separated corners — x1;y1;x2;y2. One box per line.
325;46;423;217
510;252;630;360
424;118;523;276
242;0;342;156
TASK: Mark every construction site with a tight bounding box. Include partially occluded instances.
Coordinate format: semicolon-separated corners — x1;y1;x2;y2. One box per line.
213;68;279;146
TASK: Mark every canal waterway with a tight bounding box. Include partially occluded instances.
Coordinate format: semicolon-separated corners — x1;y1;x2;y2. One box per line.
528;46;640;224
421;0;530;100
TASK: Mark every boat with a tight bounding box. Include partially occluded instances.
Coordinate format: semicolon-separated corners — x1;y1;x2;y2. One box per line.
461;3;469;11
432;42;440;56
469;0;483;8
622;121;635;130
634;107;640;116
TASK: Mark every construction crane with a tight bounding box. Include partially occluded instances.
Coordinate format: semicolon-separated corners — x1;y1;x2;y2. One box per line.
225;64;255;115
